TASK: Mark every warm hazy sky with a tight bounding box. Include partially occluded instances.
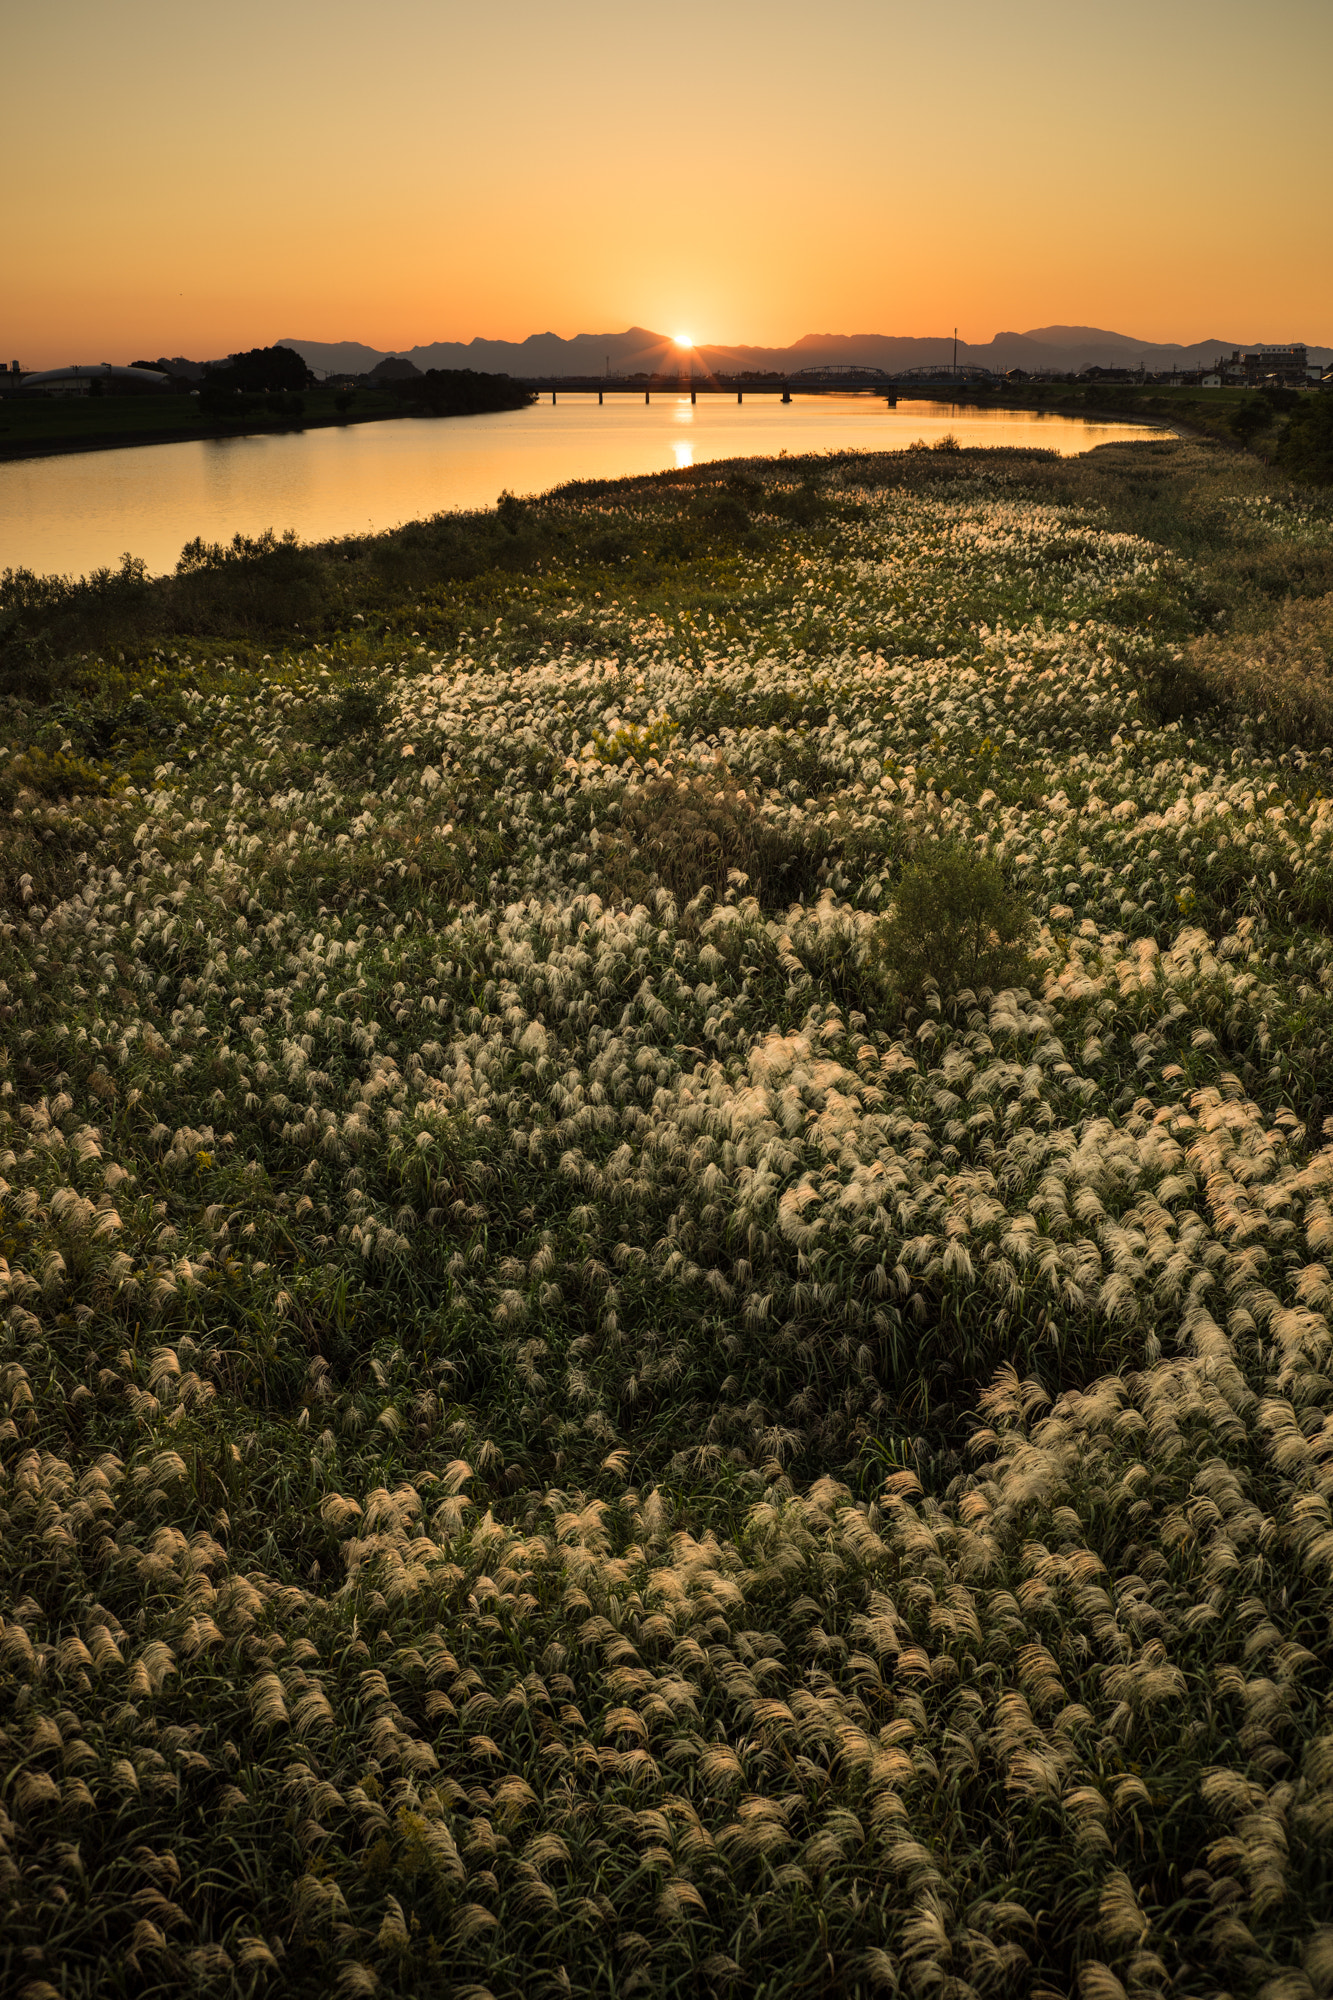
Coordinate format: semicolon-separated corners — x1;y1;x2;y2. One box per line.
7;0;1331;366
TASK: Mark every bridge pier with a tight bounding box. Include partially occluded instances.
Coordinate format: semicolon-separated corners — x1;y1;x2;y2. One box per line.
645;389;650;404
737;389;743;403
781;384;791;404
598;390;603;404
551;390;556;404
690;388;696;404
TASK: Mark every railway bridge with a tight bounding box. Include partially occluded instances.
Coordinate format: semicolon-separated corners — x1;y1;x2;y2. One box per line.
521;363;998;405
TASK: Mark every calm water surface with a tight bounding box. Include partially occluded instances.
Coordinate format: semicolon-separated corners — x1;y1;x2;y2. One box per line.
1;396;1169;580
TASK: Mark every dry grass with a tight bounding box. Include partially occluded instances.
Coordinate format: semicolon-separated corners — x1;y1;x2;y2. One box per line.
1185;589;1333;737
598;765;838;909
6;441;1333;1997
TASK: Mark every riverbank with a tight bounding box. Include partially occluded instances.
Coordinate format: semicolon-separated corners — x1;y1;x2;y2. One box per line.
0;430;1269;673
0;385;392;461
3;439;1333;1994
0;377;533;464
909;377;1278;451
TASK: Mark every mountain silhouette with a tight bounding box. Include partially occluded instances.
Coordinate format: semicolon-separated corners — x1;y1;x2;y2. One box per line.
280;324;1330;379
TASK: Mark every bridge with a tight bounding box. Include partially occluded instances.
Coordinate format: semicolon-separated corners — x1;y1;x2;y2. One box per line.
520;365;998;405
893;364;999;385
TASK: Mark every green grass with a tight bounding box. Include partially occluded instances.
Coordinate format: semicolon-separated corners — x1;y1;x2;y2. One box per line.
2;437;1333;1998
950;377;1333;477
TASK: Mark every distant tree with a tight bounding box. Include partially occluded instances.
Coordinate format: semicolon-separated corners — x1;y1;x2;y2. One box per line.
204;345;312;394
368;357;423;383
381;369;534;418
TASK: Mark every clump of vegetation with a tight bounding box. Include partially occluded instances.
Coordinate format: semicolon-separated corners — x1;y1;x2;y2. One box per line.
873;844;1036;1000
202;343;313;394
197;345;315;424
381;367;535;419
329;674;391;743
1228;395;1273;446
1275;389;1333;486
1185;588;1333;738
599;764;836;907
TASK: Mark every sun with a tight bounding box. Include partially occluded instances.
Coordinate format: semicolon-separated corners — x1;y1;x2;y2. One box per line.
673;332;693;350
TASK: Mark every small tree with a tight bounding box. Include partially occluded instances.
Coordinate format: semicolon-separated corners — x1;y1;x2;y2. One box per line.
874;846;1036;1001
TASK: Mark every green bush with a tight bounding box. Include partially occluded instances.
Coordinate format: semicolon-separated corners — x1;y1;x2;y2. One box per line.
874;844;1036;999
496;489;528;535
1275;391;1333;486
330;678;390;744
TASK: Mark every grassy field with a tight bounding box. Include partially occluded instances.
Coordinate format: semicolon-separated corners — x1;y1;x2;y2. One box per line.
2;436;1333;1998
955;382;1260;434
939;380;1327;465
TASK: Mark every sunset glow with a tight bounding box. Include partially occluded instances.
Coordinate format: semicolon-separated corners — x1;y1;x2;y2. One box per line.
4;0;1330;365
674;334;694;350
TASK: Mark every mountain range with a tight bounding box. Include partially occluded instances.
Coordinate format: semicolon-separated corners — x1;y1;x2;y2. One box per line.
278;324;1332;380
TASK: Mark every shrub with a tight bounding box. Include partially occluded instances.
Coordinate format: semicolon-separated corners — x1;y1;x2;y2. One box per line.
0;744;107;808
176;528;300;573
1229;397;1271;445
0;554;153;681
496;490;528;535
1275;391;1333;487
172;529;325;632
874;845;1036;999
765;480;827;526
330;679;390;743
694;490;752;537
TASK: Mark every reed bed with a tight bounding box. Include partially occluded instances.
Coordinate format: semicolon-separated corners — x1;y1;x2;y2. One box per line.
2;441;1332;1997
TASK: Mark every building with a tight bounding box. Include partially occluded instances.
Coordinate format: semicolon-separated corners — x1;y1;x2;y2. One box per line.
18;363;172;398
1208;344;1314;387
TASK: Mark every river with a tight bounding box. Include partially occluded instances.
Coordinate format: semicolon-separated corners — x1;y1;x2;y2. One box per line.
0;395;1169;580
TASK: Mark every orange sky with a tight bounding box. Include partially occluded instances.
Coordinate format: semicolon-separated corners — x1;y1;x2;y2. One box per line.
7;0;1331;367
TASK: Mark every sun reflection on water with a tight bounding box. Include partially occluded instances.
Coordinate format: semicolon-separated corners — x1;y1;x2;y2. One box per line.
0;397;1174;579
